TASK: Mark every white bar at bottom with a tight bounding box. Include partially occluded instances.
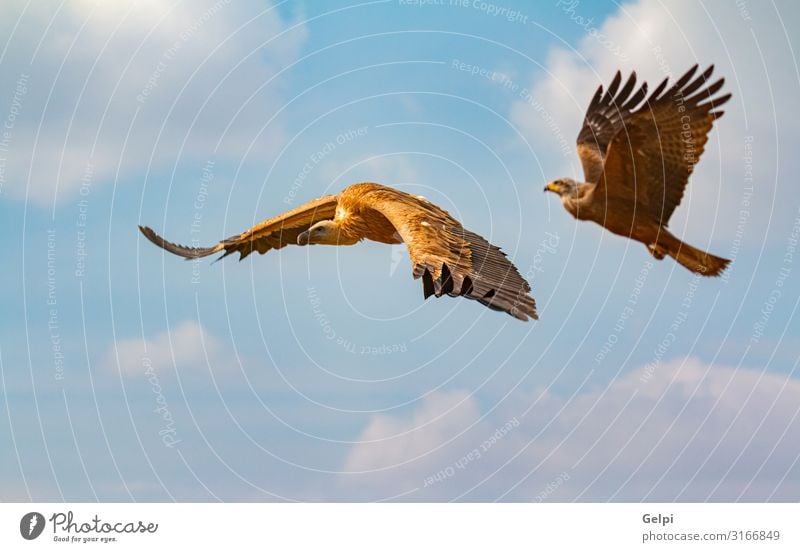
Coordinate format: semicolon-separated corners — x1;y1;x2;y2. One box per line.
1;503;797;551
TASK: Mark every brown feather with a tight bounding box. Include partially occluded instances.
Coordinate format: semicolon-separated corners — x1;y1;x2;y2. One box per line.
140;183;537;320
360;184;537;320
576;69;649;184
559;65;732;277
598;65;731;225
139;194;338;261
138;225;224;259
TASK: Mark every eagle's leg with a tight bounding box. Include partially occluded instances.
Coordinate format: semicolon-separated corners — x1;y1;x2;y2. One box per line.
647;243;667;260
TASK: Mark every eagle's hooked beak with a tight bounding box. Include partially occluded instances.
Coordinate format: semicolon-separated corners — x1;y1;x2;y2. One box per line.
544;182;558;193
297;230;310;245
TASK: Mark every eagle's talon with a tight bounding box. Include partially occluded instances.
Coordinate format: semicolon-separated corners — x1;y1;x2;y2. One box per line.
648;243;666;260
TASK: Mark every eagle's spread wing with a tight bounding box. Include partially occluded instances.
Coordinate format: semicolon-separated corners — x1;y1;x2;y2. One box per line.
139;194;338;261
362;187;537;321
576;70;649;184
595;65;730;224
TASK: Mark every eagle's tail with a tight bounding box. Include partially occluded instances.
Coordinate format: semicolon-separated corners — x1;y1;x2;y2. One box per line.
657;231;730;277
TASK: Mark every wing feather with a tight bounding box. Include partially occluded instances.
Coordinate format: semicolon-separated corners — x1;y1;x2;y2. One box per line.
139;194;338;261
576;70;648;183
362;187;537;320
598;65;730;224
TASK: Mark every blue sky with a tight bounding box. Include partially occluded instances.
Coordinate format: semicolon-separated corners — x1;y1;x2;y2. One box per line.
1;0;799;501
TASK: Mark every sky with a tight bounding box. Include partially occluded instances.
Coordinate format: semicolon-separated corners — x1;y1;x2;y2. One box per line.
1;0;799;502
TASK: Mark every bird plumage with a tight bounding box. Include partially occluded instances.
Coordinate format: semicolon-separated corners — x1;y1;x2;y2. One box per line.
140;183;537;320
546;64;732;276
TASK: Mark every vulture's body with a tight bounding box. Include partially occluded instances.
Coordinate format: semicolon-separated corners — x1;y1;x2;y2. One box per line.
140;183;537;321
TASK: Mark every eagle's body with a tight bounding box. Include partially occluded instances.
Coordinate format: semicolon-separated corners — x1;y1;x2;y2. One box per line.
140;183;537;320
545;65;732;276
560;185;664;244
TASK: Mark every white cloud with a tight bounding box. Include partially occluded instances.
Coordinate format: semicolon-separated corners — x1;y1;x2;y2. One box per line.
513;0;800;244
339;358;800;501
0;0;307;205
107;320;220;376
344;390;481;472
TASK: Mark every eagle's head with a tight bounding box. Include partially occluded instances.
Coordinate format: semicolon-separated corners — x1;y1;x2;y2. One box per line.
544;178;579;197
297;221;359;246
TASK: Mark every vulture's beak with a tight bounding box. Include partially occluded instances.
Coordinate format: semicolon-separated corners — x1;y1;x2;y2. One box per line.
297;230;310;245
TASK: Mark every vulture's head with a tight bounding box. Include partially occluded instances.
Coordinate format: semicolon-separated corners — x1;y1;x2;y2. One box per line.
544;178;579;198
297;221;358;246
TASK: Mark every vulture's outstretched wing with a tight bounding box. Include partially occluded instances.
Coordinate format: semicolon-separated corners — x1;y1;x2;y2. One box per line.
596;65;730;224
363;187;537;321
139;194;338;261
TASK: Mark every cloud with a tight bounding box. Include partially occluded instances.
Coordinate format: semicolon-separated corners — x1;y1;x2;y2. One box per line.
0;0;307;206
107;320;221;376
338;357;800;501
512;0;800;243
344;390;481;472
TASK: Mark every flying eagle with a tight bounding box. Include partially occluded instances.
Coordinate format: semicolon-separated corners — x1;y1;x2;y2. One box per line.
139;183;537;320
545;64;732;276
